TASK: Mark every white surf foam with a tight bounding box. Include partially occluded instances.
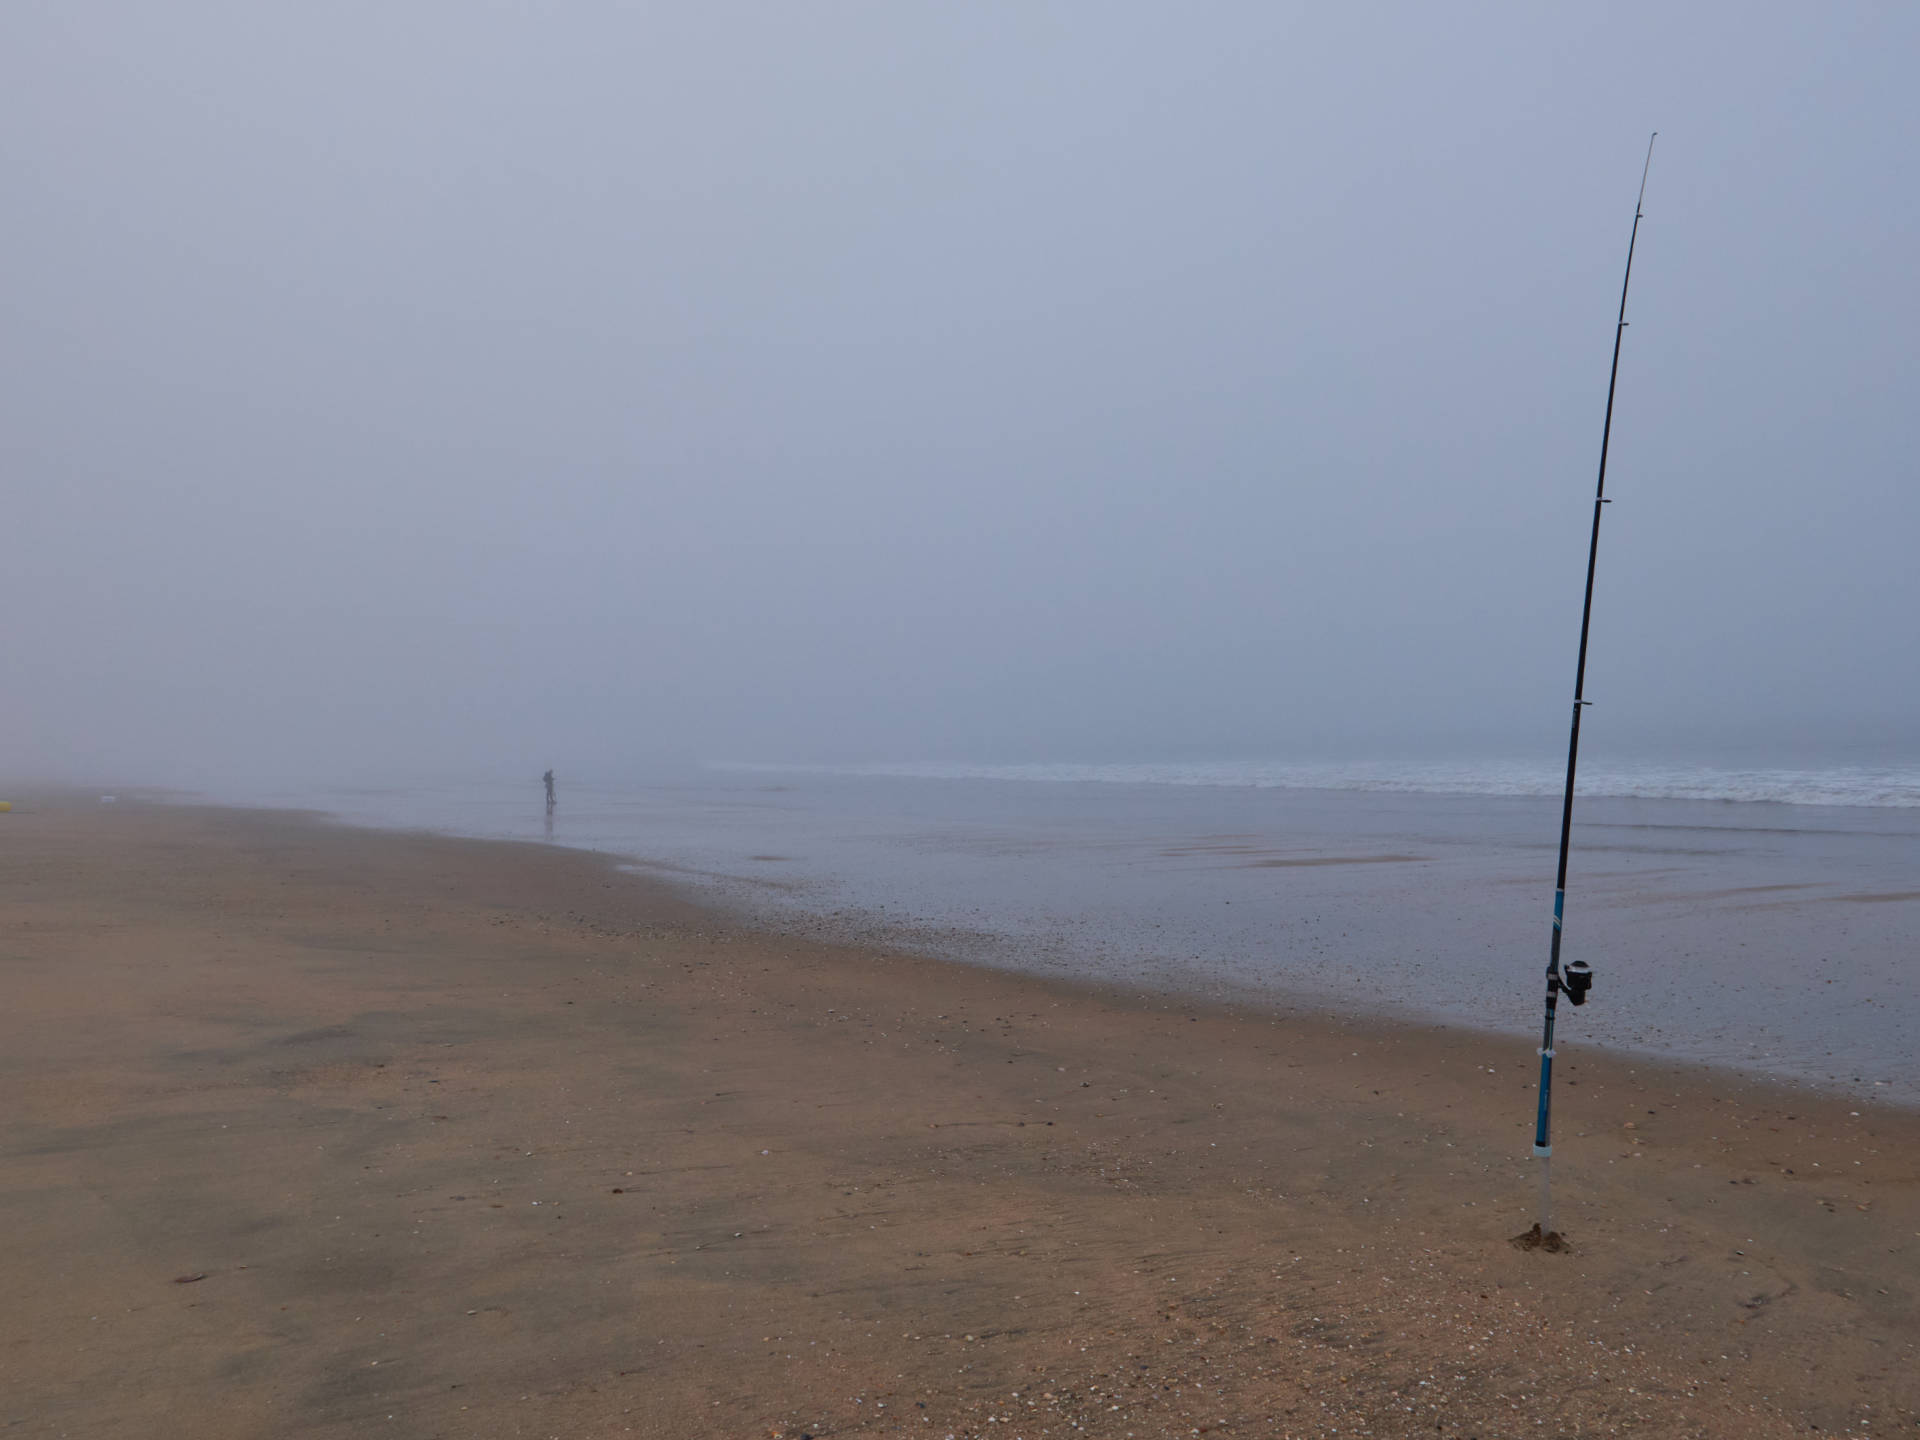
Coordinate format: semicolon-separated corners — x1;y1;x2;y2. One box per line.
715;757;1920;808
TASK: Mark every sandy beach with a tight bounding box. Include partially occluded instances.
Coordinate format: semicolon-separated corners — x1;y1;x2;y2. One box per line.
3;793;1916;1438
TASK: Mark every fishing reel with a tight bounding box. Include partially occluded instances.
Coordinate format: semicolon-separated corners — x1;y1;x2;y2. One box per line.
1563;958;1594;1006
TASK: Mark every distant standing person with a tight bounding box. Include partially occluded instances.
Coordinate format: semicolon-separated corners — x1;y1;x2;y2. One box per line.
542;769;556;810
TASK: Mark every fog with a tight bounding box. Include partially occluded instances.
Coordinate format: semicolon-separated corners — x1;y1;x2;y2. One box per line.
5;3;1916;785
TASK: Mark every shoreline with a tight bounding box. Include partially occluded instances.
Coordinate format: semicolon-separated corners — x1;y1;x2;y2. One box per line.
681;878;1916;1118
3;790;1916;1437
147;778;1920;1110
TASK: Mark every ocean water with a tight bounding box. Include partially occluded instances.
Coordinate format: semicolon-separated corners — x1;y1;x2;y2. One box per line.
199;759;1920;1106
718;756;1920;809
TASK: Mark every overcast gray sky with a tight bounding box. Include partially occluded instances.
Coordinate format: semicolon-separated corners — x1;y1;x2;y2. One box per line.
4;3;1915;783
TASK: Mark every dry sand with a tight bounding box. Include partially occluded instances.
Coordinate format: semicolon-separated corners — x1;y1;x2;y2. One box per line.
2;792;1915;1438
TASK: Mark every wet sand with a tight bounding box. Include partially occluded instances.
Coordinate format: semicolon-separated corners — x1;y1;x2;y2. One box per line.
2;793;1916;1438
236;773;1920;1103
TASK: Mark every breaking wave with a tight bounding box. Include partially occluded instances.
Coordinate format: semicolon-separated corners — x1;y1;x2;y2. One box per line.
716;758;1920;808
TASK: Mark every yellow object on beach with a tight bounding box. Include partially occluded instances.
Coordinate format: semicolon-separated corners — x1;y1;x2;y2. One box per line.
0;801;11;812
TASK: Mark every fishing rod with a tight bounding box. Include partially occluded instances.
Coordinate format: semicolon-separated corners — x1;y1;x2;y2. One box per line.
1530;133;1657;1242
